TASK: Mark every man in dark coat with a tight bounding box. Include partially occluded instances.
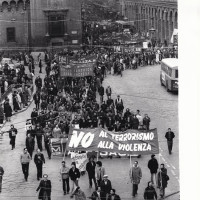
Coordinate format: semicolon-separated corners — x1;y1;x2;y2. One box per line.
34;149;45;180
143;114;151;130
26;133;35;158
157;165;169;199
98;85;104;104
86;157;97;189
33;91;41;110
36;174;51;200
143;181;157;200
4;99;12;122
100;175;112;197
148;155;158;186
35;125;43;151
35;76;42;91
165;128;175;154
9;124;18;150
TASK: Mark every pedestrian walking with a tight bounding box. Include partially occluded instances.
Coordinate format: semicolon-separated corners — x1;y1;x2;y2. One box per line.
147;155;158;186
69;162;80;196
0;165;4;193
33;91;41;110
98;85;104;104
34;149;45;180
86;156;97;189
157;164;169;199
60;161;70;195
106;86;112;99
165;128;175;154
89;186;106;200
71;186;86;200
38;53;43;73
100;175;112;199
9;124;18;150
129;161;142;197
26;133;35;158
20;148;31;181
143;181;157;200
107;188;121;200
96;161;106;187
36;174;51;200
35;125;43;151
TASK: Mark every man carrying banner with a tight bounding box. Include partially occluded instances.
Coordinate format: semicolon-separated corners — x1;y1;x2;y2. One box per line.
129;161;142;197
86;156;97;189
60;161;70;195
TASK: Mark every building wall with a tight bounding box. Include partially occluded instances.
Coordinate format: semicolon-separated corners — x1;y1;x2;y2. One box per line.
0;0;30;48
118;0;178;44
0;0;82;49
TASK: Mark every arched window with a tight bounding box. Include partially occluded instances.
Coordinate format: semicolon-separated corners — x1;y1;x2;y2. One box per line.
2;1;9;12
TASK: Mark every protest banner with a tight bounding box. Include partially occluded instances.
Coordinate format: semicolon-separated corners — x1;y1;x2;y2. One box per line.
60;62;94;77
68;128;159;155
51;138;68;156
71;153;88;172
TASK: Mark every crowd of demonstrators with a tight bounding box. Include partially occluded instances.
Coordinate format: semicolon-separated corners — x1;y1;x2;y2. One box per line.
0;48;173;200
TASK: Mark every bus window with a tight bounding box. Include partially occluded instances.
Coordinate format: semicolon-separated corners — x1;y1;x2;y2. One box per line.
175;70;178;78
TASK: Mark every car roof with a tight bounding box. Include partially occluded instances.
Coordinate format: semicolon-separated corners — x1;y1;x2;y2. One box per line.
161;58;178;69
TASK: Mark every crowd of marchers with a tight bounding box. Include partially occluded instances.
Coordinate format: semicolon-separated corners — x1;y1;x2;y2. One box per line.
0;48;176;200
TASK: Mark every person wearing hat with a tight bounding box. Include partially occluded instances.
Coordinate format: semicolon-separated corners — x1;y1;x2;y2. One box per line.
36;174;51;200
148;155;158;186
100;175;112;198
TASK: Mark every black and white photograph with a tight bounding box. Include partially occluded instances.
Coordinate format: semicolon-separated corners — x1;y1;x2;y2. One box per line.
0;0;199;200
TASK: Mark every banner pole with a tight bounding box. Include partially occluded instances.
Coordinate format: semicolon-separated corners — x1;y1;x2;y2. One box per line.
97;151;99;161
130;154;132;167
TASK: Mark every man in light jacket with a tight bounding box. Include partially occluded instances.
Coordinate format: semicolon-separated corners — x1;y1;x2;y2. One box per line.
20;148;31;181
129;161;142;197
60;161;70;195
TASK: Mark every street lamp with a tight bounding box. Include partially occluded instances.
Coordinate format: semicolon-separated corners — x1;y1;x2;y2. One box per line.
149;27;156;47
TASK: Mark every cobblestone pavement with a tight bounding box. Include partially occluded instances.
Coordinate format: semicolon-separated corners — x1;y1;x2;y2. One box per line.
0;65;179;200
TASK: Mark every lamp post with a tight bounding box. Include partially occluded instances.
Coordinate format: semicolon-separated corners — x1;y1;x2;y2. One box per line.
149;27;156;47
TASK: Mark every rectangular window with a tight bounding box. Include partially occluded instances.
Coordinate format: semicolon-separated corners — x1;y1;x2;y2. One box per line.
49;15;64;37
7;27;16;42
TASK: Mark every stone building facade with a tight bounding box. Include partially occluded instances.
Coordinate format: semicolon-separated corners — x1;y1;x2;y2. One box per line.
118;0;178;44
0;0;82;49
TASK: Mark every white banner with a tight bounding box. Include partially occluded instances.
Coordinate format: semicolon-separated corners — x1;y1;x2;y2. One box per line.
71;153;88;172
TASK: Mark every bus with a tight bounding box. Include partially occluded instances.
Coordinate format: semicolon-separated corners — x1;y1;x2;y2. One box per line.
160;58;178;92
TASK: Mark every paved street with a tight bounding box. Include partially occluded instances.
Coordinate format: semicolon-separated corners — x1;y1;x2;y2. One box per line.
0;64;179;200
